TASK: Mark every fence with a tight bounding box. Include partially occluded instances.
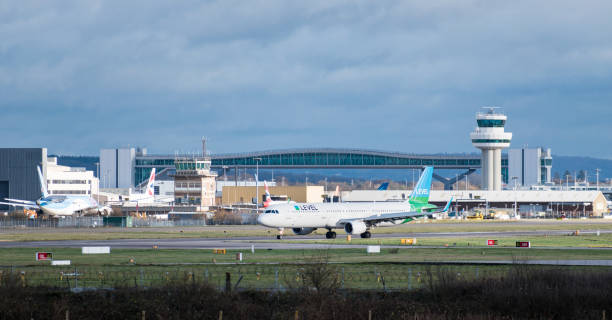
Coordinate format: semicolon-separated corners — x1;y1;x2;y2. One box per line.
0;264;498;291
0;217;208;229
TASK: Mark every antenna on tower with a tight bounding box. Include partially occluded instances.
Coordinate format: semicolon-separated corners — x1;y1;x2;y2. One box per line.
202;137;207;157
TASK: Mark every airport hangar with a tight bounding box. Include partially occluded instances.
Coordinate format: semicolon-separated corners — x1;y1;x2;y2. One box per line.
0;148;48;210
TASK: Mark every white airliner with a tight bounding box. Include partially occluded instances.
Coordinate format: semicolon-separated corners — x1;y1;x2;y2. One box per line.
0;166;109;217
257;167;450;239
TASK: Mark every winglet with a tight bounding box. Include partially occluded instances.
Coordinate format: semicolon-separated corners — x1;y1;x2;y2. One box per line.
37;166;49;198
145;168;156;197
408;167;433;204
441;197;453;213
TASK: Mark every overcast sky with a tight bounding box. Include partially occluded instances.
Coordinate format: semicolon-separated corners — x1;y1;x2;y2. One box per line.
1;1;611;158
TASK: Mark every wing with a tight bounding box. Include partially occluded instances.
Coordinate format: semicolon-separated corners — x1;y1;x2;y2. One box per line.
0;201;39;209
342;198;453;225
4;198;37;205
339;210;429;225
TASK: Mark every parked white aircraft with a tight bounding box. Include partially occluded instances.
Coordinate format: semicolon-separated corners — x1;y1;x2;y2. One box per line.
257;167;450;239
118;168;158;204
0;166;110;217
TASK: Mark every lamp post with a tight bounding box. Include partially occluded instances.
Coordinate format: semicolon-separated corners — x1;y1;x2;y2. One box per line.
511;176;518;217
222;166;228;181
512;176;518;191
455;174;458;190
595;168;600;191
254;158;262;208
95;162;100;204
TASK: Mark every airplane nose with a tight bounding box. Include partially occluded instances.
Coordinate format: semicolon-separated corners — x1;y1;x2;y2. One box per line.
257;214;270;227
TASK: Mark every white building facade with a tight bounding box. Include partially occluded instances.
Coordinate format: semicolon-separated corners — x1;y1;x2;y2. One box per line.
46;157;99;196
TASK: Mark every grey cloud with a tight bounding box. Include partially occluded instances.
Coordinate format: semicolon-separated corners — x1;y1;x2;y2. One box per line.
0;1;611;157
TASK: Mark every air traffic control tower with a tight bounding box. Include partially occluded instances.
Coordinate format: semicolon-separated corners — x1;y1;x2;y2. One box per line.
470;108;512;190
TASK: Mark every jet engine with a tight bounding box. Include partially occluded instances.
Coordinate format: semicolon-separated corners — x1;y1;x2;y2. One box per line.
344;221;367;235
292;227;317;235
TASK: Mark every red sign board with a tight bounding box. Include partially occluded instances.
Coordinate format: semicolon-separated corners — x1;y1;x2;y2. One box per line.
487;240;498;246
516;241;531;248
36;252;53;261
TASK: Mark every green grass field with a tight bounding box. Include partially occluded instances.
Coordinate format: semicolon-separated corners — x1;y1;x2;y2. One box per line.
1;247;609;290
2;245;612;267
1;220;611;289
277;233;612;248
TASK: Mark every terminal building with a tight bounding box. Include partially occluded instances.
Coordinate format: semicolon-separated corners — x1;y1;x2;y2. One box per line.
99;108;550;192
101;147;552;191
335;189;609;217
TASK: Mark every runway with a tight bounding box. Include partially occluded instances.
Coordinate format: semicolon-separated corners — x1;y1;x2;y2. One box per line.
0;229;610;250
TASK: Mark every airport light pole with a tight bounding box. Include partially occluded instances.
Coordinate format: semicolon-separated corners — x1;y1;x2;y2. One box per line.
95;162;100;204
455;174;458;190
511;177;518;217
222;166;228;181
254;158;262;209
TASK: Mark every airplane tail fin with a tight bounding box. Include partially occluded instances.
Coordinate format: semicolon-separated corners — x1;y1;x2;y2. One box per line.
37;166;49;198
408;166;433;204
263;181;271;207
145;168;156;197
377;182;389;190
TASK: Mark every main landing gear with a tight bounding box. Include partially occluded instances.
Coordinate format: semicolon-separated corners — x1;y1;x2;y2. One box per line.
325;229;337;239
360;231;372;239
